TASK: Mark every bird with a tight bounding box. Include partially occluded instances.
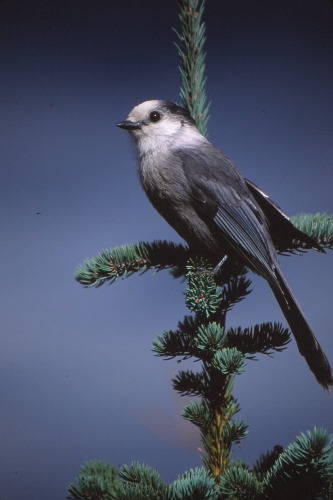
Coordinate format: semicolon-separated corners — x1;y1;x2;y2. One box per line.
117;99;333;389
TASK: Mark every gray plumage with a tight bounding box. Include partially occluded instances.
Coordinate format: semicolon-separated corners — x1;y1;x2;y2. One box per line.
117;99;333;389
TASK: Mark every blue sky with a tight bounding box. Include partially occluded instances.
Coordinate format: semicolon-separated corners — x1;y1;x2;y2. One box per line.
1;1;333;498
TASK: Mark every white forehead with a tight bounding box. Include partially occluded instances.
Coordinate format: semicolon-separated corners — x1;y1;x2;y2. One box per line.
128;100;163;121
125;99;207;151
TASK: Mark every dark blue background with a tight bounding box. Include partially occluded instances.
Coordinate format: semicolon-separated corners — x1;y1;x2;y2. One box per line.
1;1;332;498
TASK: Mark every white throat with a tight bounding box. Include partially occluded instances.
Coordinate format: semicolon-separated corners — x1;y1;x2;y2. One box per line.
135;120;208;160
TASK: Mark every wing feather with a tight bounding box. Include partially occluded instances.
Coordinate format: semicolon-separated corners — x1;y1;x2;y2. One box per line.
177;146;277;277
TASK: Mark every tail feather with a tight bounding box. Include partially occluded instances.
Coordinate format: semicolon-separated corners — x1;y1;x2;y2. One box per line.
269;267;333;390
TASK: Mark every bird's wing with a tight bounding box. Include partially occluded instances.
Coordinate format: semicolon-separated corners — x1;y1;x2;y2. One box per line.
175;147;333;389
178;146;276;278
244;178;324;253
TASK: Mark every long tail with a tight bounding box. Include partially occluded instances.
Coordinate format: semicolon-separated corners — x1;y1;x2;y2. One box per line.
268;266;333;389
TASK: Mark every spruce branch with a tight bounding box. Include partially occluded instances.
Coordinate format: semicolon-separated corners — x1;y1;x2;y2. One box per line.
219;465;263;499
185;273;222;319
263;427;333;498
152;328;195;360
291;212;333;249
253;445;283;481
227;323;291;357
67;460;119;500
224;419;249;447
212;347;246;376
185;258;222;319
173;369;207;397
74;211;333;288
182;401;210;429
108;462;165;499
75;240;189;287
176;314;199;336
153;257;292;481
118;462;164;492
217;275;252;313
193;322;228;356
152;315;201;360
175;0;210;136
201;404;238;476
165;467;218;500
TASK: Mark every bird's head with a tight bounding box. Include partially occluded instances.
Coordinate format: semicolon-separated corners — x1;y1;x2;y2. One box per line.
117;100;203;152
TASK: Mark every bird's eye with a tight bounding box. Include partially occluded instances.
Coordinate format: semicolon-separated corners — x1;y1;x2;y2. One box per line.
149;111;161;123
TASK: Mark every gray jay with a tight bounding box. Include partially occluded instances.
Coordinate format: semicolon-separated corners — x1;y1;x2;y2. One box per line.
117;99;333;389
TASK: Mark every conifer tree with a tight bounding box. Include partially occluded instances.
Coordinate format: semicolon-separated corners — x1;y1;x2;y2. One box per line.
69;1;333;498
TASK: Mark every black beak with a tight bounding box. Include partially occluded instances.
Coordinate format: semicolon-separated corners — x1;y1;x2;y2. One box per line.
117;120;141;131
